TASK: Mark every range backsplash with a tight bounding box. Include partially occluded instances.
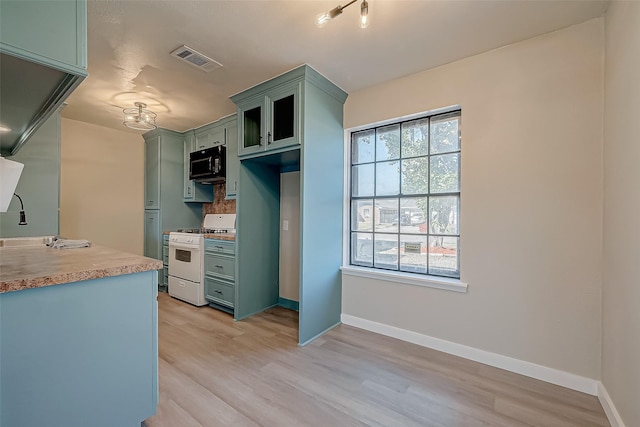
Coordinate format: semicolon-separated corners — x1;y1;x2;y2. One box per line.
202;182;236;219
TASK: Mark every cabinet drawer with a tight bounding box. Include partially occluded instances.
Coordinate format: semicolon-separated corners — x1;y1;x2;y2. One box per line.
205;254;235;281
205;277;234;307
204;239;235;255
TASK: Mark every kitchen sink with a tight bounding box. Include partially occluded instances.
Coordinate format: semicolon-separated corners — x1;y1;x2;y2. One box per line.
0;236;56;248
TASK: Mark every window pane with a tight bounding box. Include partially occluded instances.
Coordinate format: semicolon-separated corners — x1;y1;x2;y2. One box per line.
376;161;400;196
374;198;399;233
376;124;400;161
430;153;460;193
428;236;459;277
430;114;460;154
374;234;398;270
400;234;428;274
352;164;374;197
401;157;428;195
400;197;428;234
352;129;375;164
429;196;459;235
351;199;373;231
352;232;373;267
401;118;429;158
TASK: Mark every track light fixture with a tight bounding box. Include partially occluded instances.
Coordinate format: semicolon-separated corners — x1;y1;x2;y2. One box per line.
316;0;369;28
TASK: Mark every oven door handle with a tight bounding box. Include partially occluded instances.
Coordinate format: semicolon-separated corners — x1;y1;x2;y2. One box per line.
169;242;201;251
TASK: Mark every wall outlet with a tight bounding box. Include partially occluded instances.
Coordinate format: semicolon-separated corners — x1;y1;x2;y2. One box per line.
283;220;289;231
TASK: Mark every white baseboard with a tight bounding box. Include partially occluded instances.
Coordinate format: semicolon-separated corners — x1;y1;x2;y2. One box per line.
341;314;598;395
597;382;626;427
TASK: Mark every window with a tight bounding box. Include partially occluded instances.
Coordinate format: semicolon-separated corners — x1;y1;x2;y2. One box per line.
349;111;461;278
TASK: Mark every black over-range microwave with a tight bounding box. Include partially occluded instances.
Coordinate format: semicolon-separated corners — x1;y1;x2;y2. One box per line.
189;146;226;183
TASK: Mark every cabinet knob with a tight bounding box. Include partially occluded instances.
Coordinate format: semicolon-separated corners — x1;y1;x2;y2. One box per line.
215;264;223;268
267;131;272;145
214;290;222;294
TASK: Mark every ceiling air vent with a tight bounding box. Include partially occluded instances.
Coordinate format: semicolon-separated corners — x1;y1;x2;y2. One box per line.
170;45;222;72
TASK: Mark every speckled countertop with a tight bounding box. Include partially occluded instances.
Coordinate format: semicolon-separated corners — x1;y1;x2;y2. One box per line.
203;233;235;241
0;245;163;294
163;230;235;241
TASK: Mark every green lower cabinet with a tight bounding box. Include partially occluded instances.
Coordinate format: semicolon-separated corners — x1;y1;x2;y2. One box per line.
204;276;235;308
204;238;236;313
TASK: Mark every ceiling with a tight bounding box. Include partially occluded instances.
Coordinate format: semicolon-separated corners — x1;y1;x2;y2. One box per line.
63;0;608;134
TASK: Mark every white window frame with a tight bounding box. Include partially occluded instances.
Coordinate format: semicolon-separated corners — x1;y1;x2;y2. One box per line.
342;106;468;293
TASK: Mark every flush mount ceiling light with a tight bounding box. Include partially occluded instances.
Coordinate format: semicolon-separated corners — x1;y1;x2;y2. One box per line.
316;0;369;28
123;102;157;131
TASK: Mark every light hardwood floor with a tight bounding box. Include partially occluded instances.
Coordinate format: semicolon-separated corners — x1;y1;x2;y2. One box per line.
145;293;609;427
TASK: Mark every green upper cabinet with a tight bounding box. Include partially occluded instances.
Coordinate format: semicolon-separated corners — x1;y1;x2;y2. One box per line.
194;121;225;151
0;0;87;156
222;115;239;199
234;79;302;157
183;130;213;203
144;135;161;210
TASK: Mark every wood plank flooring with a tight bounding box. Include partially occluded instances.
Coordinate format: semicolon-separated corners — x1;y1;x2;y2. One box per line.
145;293;609;427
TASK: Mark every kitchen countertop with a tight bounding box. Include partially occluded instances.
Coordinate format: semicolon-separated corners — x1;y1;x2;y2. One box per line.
163;230;235;241
0;245;163;294
203;233;235;241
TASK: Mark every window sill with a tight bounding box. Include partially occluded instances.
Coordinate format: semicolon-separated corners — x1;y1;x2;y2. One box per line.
340;266;468;293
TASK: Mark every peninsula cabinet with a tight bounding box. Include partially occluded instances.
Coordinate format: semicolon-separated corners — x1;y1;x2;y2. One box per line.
143;128;202;261
183;130;214;203
231;64;348;345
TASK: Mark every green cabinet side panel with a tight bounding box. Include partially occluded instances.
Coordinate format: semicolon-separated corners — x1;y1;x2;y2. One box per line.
298;82;345;345
0;270;158;427
235;159;280;320
0;111;60;238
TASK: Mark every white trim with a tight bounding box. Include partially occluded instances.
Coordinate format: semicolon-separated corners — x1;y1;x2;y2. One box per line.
341;314;598;395
597;382;626;427
341;265;468;293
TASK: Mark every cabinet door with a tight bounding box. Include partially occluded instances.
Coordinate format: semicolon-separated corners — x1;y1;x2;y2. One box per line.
267;81;301;150
225;118;238;199
238;96;266;156
144;210;161;260
183;133;194;200
144;136;161;209
195;124;225;151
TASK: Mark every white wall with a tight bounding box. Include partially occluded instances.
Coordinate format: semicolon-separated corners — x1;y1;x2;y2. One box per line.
602;2;640;425
343;18;604;379
279;171;300;302
60;118;144;255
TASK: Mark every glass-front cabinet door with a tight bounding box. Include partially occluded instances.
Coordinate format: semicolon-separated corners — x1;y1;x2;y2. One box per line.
238;96;265;156
267;81;301;150
237;80;301;157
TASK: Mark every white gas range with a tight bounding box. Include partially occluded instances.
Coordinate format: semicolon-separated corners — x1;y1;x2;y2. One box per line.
168;214;236;306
